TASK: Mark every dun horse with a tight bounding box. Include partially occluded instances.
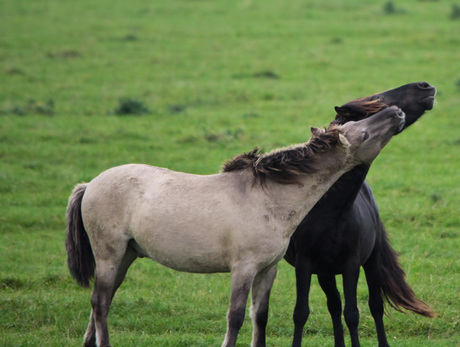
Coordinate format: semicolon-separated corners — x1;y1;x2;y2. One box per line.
284;82;437;347
66;106;404;347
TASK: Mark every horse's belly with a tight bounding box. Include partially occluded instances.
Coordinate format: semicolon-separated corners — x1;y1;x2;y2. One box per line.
130;219;286;274
150;254;231;274
131;230;232;274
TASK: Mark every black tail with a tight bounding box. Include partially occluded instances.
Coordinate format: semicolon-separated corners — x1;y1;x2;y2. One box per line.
65;184;95;288
379;225;436;318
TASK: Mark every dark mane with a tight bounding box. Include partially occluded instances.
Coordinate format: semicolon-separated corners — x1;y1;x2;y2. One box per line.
222;127;342;185
330;97;389;127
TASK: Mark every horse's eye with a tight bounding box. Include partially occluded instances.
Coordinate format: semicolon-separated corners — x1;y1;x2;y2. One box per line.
361;131;369;141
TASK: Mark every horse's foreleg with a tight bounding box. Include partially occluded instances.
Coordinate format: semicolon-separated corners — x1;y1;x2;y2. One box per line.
291;256;313;347
221;265;257;347
250;264;277;347
342;262;361;347
363;261;389;347
317;275;345;347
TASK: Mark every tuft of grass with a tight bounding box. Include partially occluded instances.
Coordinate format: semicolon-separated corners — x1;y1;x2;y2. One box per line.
450;4;460;19
1;99;55;116
113;97;151;116
252;70;281;79
167;104;187;114
382;1;406;15
383;1;397;14
46;50;82;59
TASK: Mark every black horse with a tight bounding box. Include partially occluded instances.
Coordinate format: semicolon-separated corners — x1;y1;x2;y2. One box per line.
284;82;437;347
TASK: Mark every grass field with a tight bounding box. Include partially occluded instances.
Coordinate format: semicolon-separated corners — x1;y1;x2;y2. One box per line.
1;0;459;346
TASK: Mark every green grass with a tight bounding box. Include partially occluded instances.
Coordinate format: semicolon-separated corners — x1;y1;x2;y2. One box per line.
1;0;459;346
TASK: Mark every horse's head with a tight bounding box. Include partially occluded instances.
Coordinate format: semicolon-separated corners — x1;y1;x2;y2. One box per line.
334;106;405;165
332;81;436;130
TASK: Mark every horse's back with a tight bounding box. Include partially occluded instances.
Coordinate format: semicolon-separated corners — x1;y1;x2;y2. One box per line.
85;164;171;195
81;163;221;234
81;164;169;227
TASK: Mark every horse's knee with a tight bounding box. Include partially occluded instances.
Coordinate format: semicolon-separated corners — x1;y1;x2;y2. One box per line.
228;294;248;332
253;308;269;328
251;297;270;328
326;297;342;317
293;305;310;327
228;307;246;331
344;307;359;329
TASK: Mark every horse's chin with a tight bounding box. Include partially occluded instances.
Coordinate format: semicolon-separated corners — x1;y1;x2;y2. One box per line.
420;96;435;110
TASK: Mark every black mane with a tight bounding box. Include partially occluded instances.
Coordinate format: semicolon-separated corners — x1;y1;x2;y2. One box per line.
331;98;389;127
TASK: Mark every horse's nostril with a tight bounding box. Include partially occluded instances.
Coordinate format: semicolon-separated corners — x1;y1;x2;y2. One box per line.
395;109;405;119
419;81;430;89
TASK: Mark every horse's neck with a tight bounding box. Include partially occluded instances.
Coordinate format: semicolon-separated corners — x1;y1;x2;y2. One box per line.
262;164;351;236
312;164;370;217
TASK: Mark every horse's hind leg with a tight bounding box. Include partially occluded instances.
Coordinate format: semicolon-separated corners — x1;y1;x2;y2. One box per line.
83;311;97;347
363;260;389;347
83;243;137;347
317;275;345;347
250;264;277;347
222;264;258;347
110;245;138;300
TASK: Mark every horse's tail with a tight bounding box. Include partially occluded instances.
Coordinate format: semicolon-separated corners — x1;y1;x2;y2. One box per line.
65;183;95;288
379;225;436;318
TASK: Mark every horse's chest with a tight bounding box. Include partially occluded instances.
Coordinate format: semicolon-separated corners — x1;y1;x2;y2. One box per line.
308;231;359;274
310;247;349;274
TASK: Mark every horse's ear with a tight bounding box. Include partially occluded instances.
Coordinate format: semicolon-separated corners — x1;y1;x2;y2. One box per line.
335;105;352;117
311;127;325;137
338;133;351;148
336;103;370;119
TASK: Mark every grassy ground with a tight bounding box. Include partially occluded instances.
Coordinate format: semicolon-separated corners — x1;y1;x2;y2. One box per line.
1;0;459;346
